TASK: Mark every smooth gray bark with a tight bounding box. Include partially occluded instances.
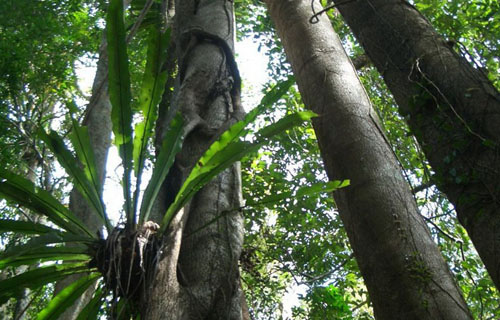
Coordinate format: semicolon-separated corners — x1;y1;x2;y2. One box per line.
265;0;472;319
332;0;500;290
145;0;244;318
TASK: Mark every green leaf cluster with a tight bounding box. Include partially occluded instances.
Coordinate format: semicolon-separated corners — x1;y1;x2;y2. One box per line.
0;1;325;318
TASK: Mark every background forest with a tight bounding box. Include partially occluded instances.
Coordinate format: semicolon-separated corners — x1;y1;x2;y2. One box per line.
0;0;499;319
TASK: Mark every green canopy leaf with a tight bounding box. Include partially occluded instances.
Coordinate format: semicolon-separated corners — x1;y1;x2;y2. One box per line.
245;180;350;207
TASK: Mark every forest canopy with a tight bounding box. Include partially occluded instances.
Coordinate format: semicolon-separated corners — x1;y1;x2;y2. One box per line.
0;0;499;319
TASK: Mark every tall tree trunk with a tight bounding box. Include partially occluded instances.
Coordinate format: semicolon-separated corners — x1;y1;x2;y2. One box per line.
332;0;500;290
53;36;112;320
12;155;42;320
145;0;244;318
265;0;472;319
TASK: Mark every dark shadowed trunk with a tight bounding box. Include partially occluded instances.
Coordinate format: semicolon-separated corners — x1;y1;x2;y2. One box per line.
265;0;472;318
145;0;244;318
332;0;500;290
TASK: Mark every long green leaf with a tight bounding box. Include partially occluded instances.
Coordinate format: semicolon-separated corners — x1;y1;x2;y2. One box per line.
37;129;110;231
37;273;100;320
139;113;183;224
259;76;295;110
69;124;102;194
67;100;102;196
76;285;105;320
159;111;317;232
0;169;93;237
214;76;296;155
0;262;90;305
133;27;170;216
0;219;59;235
245;180;350;207
107;0;134;224
0;233;95;262
69;123;112;230
0;246;90;269
133;27;170;176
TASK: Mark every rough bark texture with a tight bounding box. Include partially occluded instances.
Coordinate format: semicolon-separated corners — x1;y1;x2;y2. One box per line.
53;37;112;320
145;0;244;318
332;0;500;290
265;0;472;319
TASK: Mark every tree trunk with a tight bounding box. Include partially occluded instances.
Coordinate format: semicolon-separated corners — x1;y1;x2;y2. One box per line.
332;0;500;290
265;0;472;319
53;35;112;320
12;155;42;320
145;0;244;318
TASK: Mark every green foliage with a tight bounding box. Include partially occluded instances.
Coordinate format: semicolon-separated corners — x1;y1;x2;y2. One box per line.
293;284;352;319
0;3;323;318
0;0;99;176
161;108;317;232
0;246;90;269
75;286;106;320
240;86;370;319
414;0;500;89
0;0;98;101
1;0;498;318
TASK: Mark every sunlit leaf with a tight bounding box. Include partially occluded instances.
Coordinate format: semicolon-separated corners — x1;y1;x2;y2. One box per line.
215;76;296;151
